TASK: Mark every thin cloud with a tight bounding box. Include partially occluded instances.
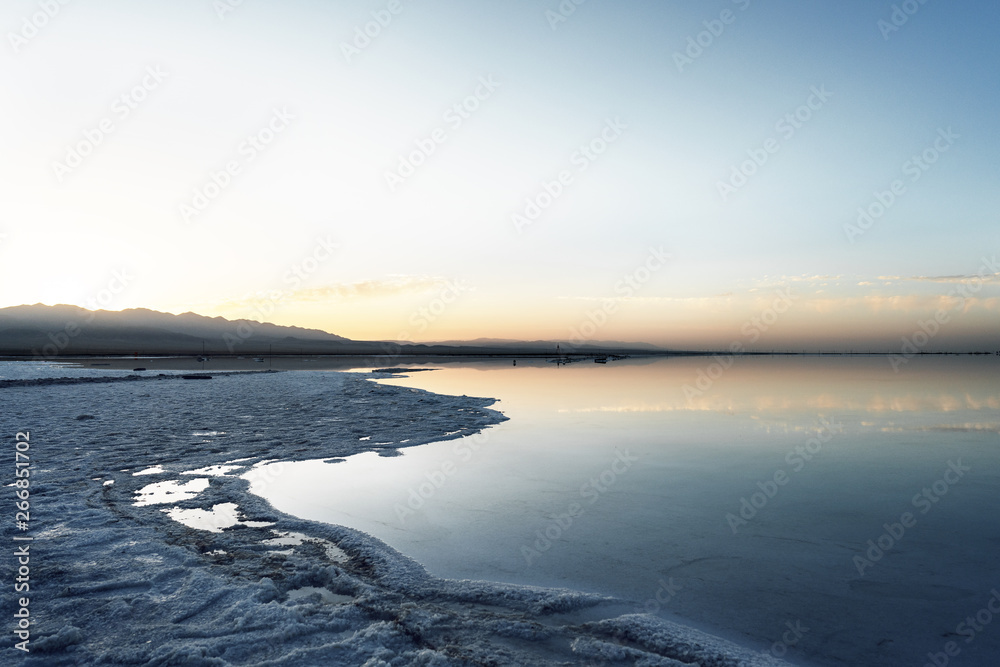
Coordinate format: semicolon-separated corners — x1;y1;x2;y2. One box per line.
908;273;1000;284
877;273;1000;284
216;276;466;311
293;276;463;301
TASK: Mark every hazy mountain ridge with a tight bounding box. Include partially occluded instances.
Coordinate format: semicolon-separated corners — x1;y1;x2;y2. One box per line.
0;304;350;355
0;305;663;356
0;304;348;341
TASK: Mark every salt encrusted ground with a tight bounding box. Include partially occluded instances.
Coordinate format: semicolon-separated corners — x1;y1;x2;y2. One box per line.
1;370;790;666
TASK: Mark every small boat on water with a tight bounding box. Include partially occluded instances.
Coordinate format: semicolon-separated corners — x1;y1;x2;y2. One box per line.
181;374;213;380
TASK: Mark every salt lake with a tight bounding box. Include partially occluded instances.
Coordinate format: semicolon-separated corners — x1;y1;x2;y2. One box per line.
251;355;1000;667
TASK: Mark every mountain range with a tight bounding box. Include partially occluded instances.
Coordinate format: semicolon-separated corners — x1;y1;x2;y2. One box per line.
0;304;662;357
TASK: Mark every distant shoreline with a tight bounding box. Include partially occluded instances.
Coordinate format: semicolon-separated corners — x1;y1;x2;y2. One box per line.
1;349;996;361
4;304;995;360
0;350;996;376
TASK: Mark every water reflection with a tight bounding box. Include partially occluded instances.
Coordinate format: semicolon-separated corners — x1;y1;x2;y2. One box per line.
251;356;1000;667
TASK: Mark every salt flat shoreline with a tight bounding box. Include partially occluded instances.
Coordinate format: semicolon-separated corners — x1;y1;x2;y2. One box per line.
1;365;794;666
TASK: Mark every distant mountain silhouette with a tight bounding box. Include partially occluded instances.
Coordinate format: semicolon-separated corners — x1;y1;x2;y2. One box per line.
0;305;664;357
0;304;352;356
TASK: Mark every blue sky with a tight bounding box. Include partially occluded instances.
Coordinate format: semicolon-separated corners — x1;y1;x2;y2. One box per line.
1;0;997;350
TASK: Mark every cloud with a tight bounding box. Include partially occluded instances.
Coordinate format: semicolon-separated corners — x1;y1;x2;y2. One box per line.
558;393;1000;417
291;276;462;301
214;275;465;313
877;273;1000;284
921;423;1000;433
801;294;999;315
553;267;1000;323
558;295;721;304
908;273;1000;284
755;275;844;286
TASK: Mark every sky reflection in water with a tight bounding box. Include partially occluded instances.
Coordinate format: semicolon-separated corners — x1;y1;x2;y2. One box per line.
251;356;1000;666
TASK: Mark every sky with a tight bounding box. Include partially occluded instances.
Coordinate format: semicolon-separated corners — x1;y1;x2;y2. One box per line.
1;0;998;351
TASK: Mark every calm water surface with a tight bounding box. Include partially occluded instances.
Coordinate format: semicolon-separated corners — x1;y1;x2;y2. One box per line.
251;356;1000;667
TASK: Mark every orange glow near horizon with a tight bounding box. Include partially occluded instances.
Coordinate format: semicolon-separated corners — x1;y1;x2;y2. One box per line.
161;280;998;351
